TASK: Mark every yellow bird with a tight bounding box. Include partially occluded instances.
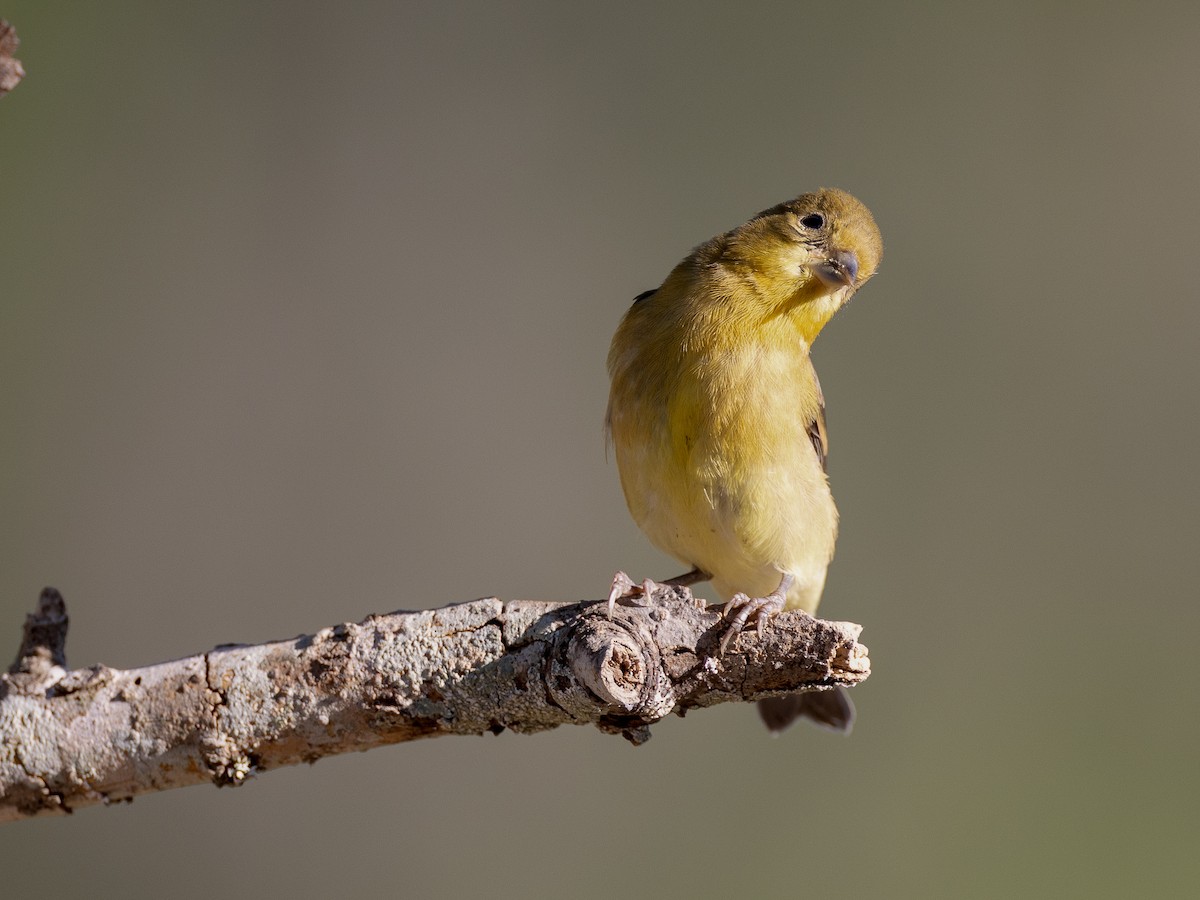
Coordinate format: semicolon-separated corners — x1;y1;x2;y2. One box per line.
606;188;882;733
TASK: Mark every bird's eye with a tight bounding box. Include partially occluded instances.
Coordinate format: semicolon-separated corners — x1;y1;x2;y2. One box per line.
799;213;825;230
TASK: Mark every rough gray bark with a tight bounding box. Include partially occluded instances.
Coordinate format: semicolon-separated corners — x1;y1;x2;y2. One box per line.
0;584;870;822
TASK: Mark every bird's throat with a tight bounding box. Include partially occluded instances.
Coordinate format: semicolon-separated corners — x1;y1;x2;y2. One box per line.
786;290;845;345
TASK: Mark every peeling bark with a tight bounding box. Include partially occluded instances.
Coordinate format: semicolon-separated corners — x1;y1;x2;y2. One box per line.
1;584;869;822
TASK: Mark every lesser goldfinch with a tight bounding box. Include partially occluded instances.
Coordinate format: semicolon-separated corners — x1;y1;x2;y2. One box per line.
606;188;882;733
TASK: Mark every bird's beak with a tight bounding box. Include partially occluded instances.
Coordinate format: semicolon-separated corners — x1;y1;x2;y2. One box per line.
813;249;859;288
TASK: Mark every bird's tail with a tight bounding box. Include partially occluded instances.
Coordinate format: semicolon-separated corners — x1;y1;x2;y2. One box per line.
757;686;855;734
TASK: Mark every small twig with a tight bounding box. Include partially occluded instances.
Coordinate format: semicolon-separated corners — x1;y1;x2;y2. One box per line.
0;584;869;822
9;588;68;679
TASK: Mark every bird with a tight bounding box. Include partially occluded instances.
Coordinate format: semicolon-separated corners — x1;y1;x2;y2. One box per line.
605;187;882;733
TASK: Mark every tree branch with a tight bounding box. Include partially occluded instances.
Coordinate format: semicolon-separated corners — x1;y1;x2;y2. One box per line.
1;584;869;822
0;21;25;97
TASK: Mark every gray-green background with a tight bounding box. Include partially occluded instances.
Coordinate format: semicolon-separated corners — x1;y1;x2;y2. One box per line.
3;2;1197;897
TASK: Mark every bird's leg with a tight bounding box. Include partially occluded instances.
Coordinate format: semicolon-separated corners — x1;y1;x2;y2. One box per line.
719;572;795;654
663;567;710;587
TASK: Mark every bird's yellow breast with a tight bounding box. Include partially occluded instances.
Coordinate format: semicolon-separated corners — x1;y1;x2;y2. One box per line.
607;302;837;613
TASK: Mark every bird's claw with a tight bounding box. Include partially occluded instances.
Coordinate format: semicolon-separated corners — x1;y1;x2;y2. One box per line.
719;592;786;654
606;571;657;616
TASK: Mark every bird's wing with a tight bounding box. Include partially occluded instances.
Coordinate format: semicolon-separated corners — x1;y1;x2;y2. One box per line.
807;375;829;473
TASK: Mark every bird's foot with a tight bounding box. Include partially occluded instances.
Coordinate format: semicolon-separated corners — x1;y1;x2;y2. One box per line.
606;571;658;616
719;591;786;655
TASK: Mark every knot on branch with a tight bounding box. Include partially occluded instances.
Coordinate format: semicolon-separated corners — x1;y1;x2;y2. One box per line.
545;609;676;743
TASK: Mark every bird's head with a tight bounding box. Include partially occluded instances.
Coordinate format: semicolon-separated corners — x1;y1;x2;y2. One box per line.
721;187;882;343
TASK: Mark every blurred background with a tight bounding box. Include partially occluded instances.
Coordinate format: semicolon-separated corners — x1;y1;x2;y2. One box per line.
2;2;1198;896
